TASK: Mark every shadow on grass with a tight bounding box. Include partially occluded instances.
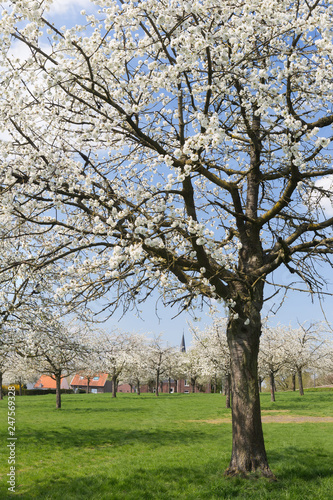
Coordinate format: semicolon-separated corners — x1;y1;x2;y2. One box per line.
59;407;146;414
17;426;211;450
1;434;332;499
269;445;333;481
4;462;248;500
9;447;333;500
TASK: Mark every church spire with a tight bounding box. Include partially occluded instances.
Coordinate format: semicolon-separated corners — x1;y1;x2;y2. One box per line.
180;333;186;353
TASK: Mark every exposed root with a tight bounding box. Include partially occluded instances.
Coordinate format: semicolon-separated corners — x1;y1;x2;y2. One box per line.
224;465;277;481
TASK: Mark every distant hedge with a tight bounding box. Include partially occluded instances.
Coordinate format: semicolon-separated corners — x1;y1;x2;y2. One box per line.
23;389;74;396
5;389;75;396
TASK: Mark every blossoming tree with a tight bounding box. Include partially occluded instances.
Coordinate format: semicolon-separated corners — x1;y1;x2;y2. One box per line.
258;325;290;402
121;334;151;395
3;352;39;396
13;307;87;408
95;330;136;397
191;318;231;405
1;0;333;476
145;334;175;396
282;322;329;396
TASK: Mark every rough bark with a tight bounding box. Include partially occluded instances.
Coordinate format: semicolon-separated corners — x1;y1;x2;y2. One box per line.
225;280;275;479
297;369;304;396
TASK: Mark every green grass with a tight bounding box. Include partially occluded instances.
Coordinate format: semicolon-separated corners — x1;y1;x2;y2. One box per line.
0;390;332;499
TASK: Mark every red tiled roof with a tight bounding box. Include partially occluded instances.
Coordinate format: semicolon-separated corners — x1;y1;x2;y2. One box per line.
70;373;109;387
34;375;69;390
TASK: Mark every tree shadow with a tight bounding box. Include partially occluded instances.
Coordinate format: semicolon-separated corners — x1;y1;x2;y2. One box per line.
268;445;333;481
6;462;232;500
17;426;210;450
10;444;333;500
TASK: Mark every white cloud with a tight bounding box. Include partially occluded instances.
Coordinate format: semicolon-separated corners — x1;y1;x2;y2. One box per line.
8;39;32;61
48;0;93;15
314;176;333;216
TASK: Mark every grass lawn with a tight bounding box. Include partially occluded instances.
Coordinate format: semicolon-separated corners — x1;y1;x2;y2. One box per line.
0;390;332;499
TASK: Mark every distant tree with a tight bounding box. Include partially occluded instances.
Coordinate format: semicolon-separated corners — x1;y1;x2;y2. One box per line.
121;335;150;395
179;346;204;393
259;326;289;402
191;318;231;406
14;309;86;408
146;335;174;397
282;323;329;396
95;330;134;398
159;347;177;394
316;340;333;386
0;338;12;400
3;353;38;395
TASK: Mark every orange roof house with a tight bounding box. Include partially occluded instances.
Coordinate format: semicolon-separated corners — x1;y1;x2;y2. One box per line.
34;375;69;390
70;373;112;393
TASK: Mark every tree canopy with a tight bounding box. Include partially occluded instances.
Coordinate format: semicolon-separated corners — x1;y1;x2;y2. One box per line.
1;0;333;478
0;0;332;314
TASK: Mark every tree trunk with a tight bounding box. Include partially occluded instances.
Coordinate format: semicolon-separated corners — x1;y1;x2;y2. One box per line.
297;368;304;396
19;382;23;396
0;371;3;400
136;378;141;395
191;378;196;393
225;373;231;409
55;373;61;409
270;371;275;402
258;376;263;393
155;370;159;397
223;374;228;396
292;373;296;391
168;377;171;394
86;378;90;394
112;375;117;398
225;300;274;478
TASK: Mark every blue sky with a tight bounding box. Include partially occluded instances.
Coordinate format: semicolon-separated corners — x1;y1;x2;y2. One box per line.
110;276;333;347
